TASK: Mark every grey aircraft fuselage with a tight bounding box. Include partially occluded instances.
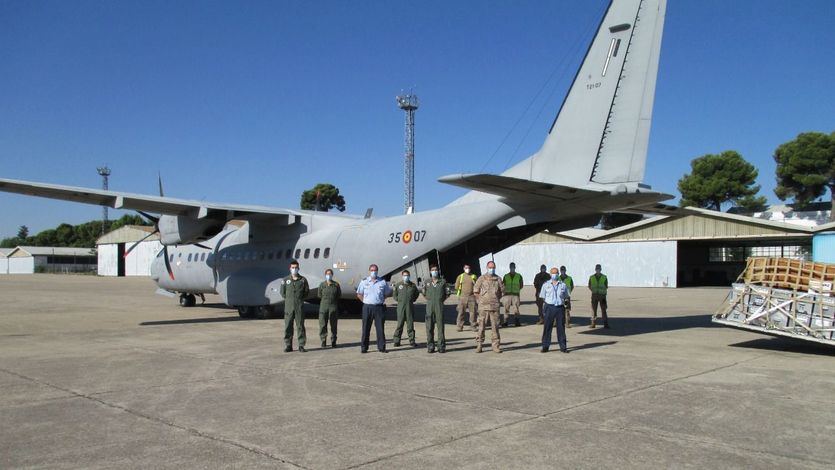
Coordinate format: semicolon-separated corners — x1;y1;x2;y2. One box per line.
1;0;678;315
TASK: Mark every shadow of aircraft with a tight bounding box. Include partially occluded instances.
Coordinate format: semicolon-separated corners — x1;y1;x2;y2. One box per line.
728;337;835;356
574;314;713;337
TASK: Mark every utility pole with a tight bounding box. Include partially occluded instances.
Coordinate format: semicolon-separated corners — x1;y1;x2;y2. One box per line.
396;93;419;214
97;166;111;234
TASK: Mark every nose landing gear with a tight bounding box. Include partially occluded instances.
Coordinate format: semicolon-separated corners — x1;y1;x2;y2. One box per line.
179;293;197;307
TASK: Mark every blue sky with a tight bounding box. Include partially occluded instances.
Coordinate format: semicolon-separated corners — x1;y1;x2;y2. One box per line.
1;0;833;237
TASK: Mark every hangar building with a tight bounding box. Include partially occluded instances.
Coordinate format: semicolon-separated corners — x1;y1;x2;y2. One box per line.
483;208;823;288
96;225;162;277
0;248;11;274
2;246;97;274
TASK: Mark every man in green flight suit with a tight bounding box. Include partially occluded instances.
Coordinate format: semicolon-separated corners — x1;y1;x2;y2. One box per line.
280;260;310;352
423;265;449;354
317;268;341;348
393;269;420;348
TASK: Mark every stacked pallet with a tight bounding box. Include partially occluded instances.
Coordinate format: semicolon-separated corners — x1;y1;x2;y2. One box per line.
714;257;835;346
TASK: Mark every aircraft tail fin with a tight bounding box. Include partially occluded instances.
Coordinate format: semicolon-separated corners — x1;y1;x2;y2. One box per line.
503;0;666;189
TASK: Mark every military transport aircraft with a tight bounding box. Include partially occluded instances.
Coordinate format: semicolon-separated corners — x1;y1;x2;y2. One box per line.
0;0;678;318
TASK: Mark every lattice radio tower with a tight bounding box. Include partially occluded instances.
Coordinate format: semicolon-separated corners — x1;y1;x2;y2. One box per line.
396;93;419;214
97;166;111;233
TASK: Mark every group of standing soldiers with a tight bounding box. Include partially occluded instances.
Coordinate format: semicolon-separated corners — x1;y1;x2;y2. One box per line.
278;259;609;355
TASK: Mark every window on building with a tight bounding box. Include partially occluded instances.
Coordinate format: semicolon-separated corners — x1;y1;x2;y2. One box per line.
304;248;310;259
323;247;330;259
314;248;320;259
708;247;745;262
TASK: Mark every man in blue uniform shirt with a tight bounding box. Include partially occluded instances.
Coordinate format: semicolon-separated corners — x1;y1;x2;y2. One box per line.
356;264;393;353
539;266;570;353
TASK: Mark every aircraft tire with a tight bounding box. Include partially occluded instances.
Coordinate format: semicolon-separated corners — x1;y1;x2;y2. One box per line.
255;306;274;320
237;306;256;319
179;294;197;308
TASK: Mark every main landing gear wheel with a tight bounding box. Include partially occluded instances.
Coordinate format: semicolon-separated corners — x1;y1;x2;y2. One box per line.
237;306;256;319
255;306;275;320
179;293;196;307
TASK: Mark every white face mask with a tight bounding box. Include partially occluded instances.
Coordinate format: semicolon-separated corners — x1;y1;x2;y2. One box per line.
487;268;495;275
464;268;470;274
290;267;299;275
369;271;378;279
430;270;438;278
402;275;410;283
325;274;332;281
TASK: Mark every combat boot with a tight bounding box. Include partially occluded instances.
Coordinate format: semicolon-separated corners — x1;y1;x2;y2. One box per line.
590;318;596;329
476;343;483;353
393;340;401;347
427;344;435;354
514;317;521;327
409;339;417;347
492;344;502;353
321;340;327;348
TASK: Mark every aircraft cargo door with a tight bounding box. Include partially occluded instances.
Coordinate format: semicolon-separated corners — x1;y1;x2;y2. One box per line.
332;226;363;289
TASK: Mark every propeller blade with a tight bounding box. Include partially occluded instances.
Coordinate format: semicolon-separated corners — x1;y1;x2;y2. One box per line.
123;230;157;258
162;245;175;280
136;210;160;225
194;243;212;250
158;173;165;197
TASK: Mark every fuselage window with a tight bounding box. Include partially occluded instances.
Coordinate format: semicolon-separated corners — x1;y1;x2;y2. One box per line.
259;252;265;260
267;252;274;260
187;254;192;262
285;249;292;259
221;253;228;261
294;249;301;260
323;247;330;259
169;254;175;262
201;253;206;261
314;248;320;259
304;248;310;259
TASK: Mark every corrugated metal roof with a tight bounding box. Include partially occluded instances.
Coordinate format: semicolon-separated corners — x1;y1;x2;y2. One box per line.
96;225;159;245
10;246;96;257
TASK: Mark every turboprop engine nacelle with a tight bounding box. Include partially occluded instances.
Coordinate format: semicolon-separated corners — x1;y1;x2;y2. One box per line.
158;215;226;246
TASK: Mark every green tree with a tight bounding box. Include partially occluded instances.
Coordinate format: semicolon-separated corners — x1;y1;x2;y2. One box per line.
17;225;29;239
300;183;346;212
774;131;835;220
677;151;764;211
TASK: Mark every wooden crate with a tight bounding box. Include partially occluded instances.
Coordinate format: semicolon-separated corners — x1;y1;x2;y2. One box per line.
739;257;835;292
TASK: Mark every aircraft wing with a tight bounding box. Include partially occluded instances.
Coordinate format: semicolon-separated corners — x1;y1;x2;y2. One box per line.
0;178;305;220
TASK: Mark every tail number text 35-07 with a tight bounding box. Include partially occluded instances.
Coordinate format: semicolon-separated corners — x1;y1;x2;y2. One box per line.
387;230;426;244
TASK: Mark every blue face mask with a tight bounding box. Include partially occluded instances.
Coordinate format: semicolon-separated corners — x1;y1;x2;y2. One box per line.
369;271;378;279
550;274;558;280
325;274;332;281
430;271;438;278
402;275;410;283
290;268;299;276
487;268;495;275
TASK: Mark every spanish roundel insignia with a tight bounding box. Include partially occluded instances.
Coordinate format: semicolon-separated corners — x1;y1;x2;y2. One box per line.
402;230;413;244
399;285;403;290
286;280;291;284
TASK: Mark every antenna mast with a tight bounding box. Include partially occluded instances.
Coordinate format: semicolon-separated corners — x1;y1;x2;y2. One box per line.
396;93;419;214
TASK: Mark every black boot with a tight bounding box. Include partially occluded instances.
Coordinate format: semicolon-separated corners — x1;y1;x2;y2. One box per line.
427;344;435;353
284;345;292;353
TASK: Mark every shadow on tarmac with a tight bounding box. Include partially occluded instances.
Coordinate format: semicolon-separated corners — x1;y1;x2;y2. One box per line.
728;337;835;356
575;314;713;337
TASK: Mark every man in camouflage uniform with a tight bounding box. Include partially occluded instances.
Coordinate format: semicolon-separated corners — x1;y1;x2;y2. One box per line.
317;268;341;348
473;260;504;353
280;260;309;353
393;269;420;348
423;265;449;353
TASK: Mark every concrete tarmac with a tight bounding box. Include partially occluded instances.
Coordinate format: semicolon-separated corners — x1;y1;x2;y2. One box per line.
1;275;833;469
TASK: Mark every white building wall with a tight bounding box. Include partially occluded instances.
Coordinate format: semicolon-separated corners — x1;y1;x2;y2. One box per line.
8;257;34;274
480;240;678;288
126;241;162;276
0;258;8;274
98;244;118;276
